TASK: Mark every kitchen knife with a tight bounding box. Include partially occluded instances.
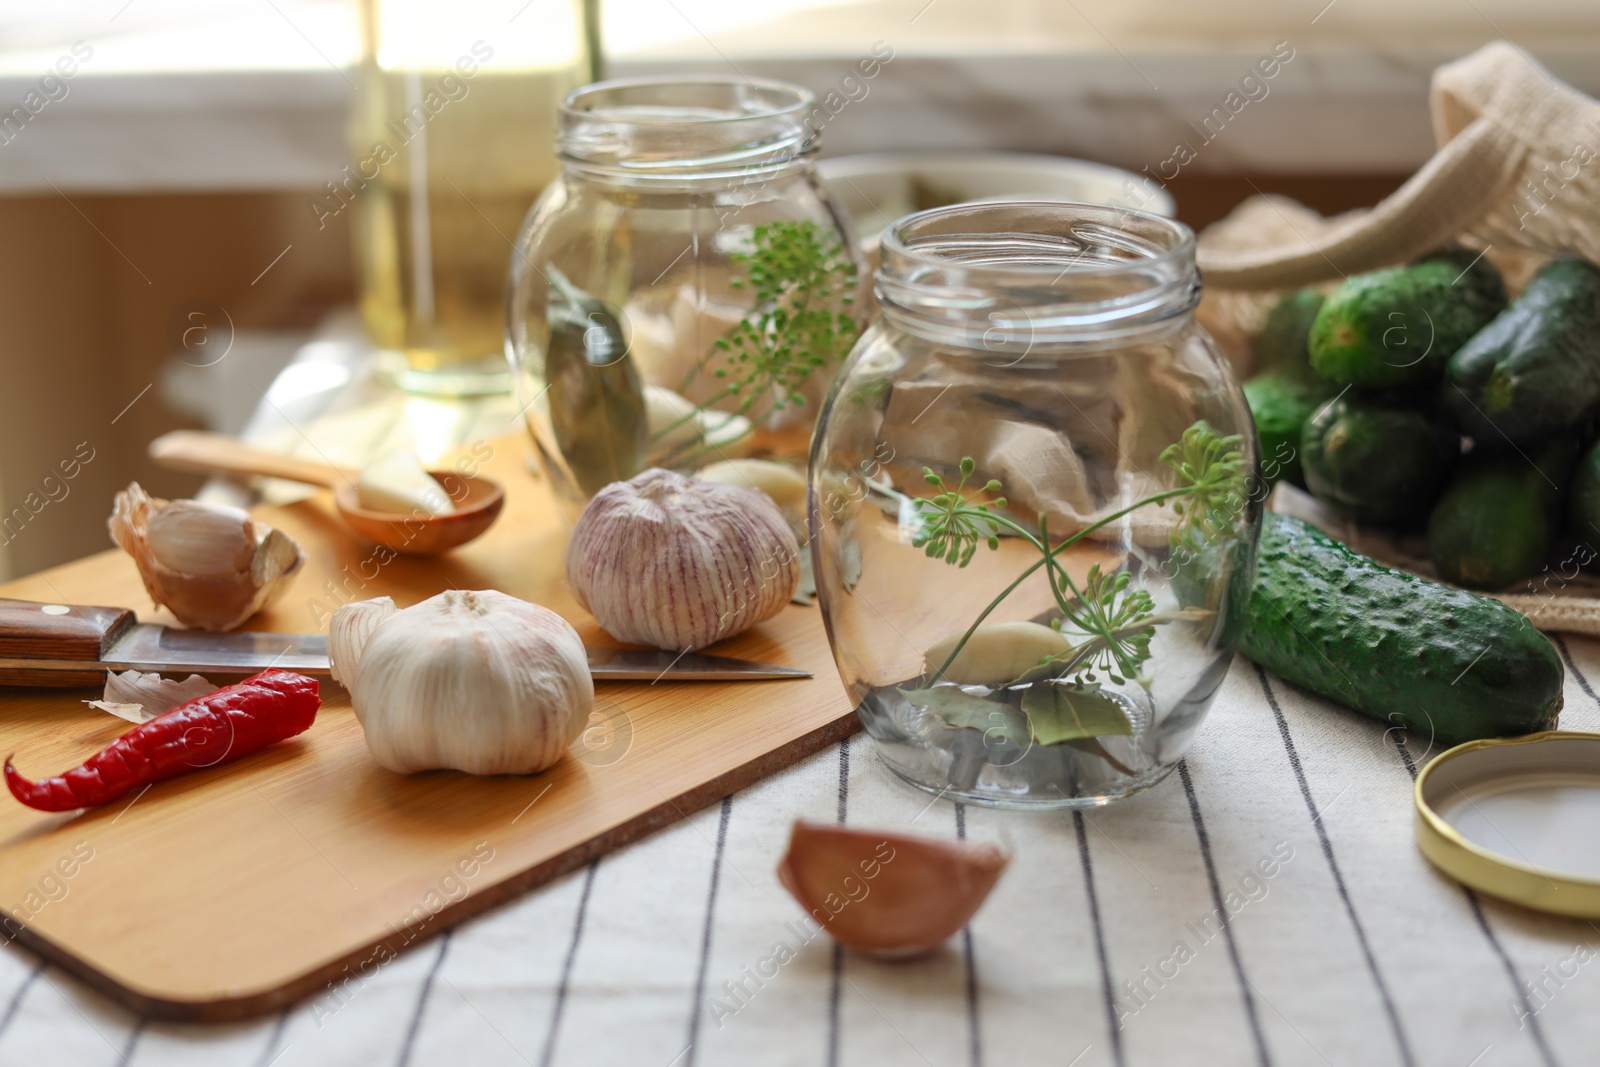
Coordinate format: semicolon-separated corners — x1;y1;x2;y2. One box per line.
0;598;810;686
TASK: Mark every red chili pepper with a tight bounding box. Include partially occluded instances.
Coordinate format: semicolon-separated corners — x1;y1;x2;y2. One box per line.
5;668;320;812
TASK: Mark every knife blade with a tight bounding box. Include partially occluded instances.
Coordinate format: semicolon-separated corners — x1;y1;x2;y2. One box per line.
0;598;809;684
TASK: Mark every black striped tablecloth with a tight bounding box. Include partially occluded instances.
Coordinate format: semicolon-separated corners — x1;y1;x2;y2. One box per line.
2;639;1597;1067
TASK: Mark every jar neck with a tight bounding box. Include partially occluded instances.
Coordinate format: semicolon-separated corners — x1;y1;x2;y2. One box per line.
558;76;818;191
875;201;1201;351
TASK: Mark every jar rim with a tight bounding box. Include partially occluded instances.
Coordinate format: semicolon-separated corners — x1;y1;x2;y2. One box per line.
880;200;1196;279
558;76;818;183
875;200;1202;348
561;75;815;127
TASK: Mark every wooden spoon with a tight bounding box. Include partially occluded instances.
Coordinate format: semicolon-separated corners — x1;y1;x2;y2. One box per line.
148;431;504;556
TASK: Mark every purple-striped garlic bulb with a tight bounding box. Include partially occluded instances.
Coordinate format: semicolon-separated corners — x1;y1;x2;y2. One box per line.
567;468;800;651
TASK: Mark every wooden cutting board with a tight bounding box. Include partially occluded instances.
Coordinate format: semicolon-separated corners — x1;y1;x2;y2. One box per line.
0;436;857;1021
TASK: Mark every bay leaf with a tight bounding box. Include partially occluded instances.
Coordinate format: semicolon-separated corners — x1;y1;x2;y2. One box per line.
1020;681;1134;746
899;685;1030;748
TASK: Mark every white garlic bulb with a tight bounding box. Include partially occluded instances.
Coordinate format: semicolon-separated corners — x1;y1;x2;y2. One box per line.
109;482;305;631
334;591;592;775
567;468;800;651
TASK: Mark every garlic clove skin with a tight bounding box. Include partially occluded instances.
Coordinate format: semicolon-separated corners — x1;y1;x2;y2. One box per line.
100;669;218;717
328;597;399;687
777;820;1008;958
350;590;592;775
923;621;1072;686
567;468;800;651
109;483;306;631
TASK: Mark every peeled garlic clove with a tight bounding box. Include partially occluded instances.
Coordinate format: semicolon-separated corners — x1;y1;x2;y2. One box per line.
777;821;1008;958
109;483;306;631
567;468;800;651
696;459;807;528
644;386;754;464
357;451;451;516
328;596;398;686
350;590;592;775
923;621;1070;686
645;386;704;457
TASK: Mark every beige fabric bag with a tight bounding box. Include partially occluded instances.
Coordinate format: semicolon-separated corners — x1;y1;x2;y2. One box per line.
1196;42;1600;290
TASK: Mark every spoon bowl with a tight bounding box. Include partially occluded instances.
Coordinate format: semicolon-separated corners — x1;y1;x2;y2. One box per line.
150;431;505;556
332;471;504;556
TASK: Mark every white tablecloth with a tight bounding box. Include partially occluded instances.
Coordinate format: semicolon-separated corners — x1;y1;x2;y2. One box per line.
7;329;1597;1067
2;635;1599;1067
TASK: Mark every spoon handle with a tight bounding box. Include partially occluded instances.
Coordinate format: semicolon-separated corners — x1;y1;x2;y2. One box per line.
148;431;352;489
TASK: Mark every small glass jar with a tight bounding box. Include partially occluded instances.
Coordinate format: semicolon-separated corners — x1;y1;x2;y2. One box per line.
506;76;865;513
809;201;1261;809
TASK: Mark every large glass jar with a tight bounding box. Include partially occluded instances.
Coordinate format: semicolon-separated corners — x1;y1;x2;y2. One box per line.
809;201;1261;808
506;77;865;514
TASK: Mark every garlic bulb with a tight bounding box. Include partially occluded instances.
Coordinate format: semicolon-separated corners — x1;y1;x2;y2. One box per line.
567;468;800;650
334;591;592;775
109;483;305;631
328;596;397;686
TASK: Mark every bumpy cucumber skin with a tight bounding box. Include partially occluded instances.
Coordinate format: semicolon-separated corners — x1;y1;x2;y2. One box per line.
1253;289;1325;375
1309;259;1507;390
1242;514;1562;742
1300;396;1456;524
1444;258;1600;444
1243;372;1333;487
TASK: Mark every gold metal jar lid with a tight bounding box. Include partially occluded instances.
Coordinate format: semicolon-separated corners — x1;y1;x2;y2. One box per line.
1415;731;1600;918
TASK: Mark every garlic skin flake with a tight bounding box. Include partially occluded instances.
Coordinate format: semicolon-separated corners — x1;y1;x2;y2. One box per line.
95;669;218;720
109;483;305;631
340;591;593;775
567;468;800;651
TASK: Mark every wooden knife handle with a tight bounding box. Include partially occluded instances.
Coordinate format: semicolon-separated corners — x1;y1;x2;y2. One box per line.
0;598;135;687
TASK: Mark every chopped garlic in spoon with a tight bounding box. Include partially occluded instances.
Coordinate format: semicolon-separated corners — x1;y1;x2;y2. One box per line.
356;451;451;516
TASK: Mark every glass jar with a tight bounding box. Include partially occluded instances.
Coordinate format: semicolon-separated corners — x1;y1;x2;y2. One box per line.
809;201;1261;809
506;77;865;513
352;0;596;396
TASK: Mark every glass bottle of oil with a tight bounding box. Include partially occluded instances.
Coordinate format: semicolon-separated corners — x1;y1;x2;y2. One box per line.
350;0;595;396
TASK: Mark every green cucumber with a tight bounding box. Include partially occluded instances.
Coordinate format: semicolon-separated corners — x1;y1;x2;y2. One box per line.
1309;254;1507;390
1427;437;1576;591
1243;371;1334;487
1242;513;1562;742
1253;288;1325;375
1300;395;1457;524
1443;257;1600;445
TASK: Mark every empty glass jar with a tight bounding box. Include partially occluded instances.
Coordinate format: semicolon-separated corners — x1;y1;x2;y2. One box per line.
506;76;865;513
809;201;1261;808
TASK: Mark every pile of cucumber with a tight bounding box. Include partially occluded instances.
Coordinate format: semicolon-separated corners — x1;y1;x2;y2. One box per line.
1244;250;1600;592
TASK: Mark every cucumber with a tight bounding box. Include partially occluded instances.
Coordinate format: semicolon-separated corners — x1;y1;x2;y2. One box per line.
1443;257;1600;445
1253;289;1325;375
1243;371;1334;487
1300;395;1456;524
1428;437;1576;590
1309;255;1507;390
1568;438;1600;547
1241;513;1562;742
